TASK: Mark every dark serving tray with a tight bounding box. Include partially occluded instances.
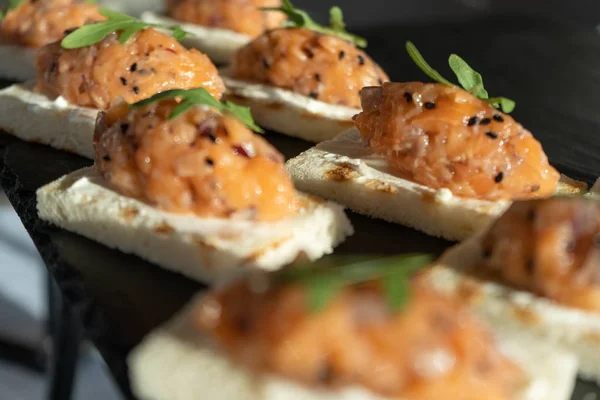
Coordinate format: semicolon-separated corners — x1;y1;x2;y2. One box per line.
1;14;600;400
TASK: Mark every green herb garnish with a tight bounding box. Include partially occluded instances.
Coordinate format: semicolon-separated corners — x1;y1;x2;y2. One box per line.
129;88;264;133
406;41;515;113
0;0;26;21
61;8;188;49
278;254;433;312
261;0;367;48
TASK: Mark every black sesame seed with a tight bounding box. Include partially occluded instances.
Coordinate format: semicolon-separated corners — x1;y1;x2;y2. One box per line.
120;77;128;86
467;116;479;126
493;114;504;122
378;78;383;85
133;86;140;94
303;48;314;59
206;157;214;166
130;63;137;72
262;57;270;69
424;101;436;110
494;172;504;183
317;362;334;384
479;117;492;125
315;73;321;82
120;123;129;134
103;154;111;161
338;50;345;60
309;91;318;99
485;131;498;139
526;259;535;275
404;92;413;103
357;55;365;66
50;62;57;73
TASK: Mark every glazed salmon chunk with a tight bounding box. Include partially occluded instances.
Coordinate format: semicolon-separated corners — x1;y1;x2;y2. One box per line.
36;29;224;110
166;0;285;37
230;28;389;108
94;100;299;221
0;0;104;48
195;277;524;400
479;197;600;311
354;82;560;200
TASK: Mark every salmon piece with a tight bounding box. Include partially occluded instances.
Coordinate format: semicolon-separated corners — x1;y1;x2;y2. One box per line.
94;99;299;221
36;29;224;110
195;278;524;399
230;28;389;108
0;0;104;48
354;82;560;200
166;0;285;38
479;197;600;310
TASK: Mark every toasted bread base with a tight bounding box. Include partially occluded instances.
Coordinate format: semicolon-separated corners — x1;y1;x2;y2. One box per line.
424;235;600;383
141;12;251;65
0;83;97;158
37;167;354;284
128;294;578;400
222;75;357;143
286;129;587;241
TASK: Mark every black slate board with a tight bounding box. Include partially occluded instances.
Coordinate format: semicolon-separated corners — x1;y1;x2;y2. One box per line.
1;14;600;399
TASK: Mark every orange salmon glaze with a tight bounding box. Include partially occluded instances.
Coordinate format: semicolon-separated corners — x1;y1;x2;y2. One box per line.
230;28;389;108
36;29;224;110
480;197;600;310
196;278;524;399
354;82;560;200
166;0;285;37
0;0;104;48
94;100;299;221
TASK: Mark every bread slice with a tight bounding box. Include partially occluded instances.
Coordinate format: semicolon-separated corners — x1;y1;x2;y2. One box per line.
0;45;37;81
423;235;600;383
141;12;251;65
286;128;587;241
36;167;354;284
222;74;357;143
128;294;578;400
0;83;98;158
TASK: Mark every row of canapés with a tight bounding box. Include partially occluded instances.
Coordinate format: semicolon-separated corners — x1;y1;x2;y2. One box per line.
1;1;600;400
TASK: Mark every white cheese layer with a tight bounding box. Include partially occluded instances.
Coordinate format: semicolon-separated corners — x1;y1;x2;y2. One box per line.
425;235;600;383
0;83;98;158
0;45;37;81
286;128;586;241
140;12;251;65
37;167;354;284
222;74;358;143
128;294;578;400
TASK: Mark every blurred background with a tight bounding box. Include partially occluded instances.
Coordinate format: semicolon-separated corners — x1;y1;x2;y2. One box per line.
0;0;599;399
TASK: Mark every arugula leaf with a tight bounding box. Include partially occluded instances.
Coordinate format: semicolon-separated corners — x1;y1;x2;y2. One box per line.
129;88;264;133
61;8;192;49
406;41;516;113
279;254;433;313
262;0;367;48
7;0;26;9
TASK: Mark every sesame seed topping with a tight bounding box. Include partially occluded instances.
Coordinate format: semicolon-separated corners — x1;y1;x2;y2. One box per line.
309;91;318;99
130;63;137;72
378;78;383;85
494;172;504;183
338;50;345;60
315;73;321;82
493;114;504;122
485;131;498;139
206;158;214;166
479;118;492;125
467;116;479;126
103;154;111;161
120;123;129;134
262;58;270;69
404;92;413;103
120;77;127;86
424;102;436;110
133;86;140;95
357;55;365;65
